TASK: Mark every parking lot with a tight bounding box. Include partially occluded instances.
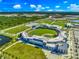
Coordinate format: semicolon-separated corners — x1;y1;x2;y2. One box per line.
73;29;79;59
66;29;79;59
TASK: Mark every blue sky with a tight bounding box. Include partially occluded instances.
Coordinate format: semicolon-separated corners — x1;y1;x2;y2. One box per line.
0;0;79;12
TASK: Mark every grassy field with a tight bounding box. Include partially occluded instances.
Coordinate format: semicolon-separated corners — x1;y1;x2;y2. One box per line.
37;19;52;24
0;18;69;59
28;29;57;37
51;20;68;27
37;19;68;28
0;16;46;30
4;19;69;35
5;25;30;34
5;43;46;59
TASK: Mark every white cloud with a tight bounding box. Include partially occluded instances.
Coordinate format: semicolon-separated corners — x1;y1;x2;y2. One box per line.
35;9;40;12
55;10;64;12
56;6;60;8
64;1;68;3
46;6;50;8
37;5;42;8
13;4;21;9
30;4;36;8
48;9;53;11
41;7;45;9
34;5;43;11
67;6;70;8
70;4;79;8
68;4;79;11
31;4;46;11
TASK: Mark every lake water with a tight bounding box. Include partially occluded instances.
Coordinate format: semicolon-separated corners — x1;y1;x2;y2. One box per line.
71;20;79;22
0;35;11;46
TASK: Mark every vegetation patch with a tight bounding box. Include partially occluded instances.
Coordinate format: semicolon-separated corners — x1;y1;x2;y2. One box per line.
0;16;45;30
5;25;30;34
4;43;46;59
37;19;52;24
52;20;69;27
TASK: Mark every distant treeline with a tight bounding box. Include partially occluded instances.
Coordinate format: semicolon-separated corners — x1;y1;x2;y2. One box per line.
0;16;46;30
0;12;79;15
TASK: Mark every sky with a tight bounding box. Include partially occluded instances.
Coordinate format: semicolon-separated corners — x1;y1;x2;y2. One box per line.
0;0;79;12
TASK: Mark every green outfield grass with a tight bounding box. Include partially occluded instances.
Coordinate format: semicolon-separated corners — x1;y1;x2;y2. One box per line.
5;43;46;59
5;25;30;34
28;29;57;37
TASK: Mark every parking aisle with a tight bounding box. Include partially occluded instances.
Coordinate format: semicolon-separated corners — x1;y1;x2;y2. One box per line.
73;29;79;59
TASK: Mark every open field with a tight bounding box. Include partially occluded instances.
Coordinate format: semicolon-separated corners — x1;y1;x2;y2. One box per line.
4;43;46;59
5;24;30;34
0;16;48;59
0;15;74;59
37;19;52;24
51;20;68;27
37;19;69;28
28;29;57;37
0;16;45;30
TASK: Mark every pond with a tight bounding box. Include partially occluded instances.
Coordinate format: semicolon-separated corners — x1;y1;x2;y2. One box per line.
0;35;11;46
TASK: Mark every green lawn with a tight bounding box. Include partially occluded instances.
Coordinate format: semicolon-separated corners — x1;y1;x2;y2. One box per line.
37;19;52;24
5;25;30;34
37;19;68;28
28;29;57;37
5;43;46;59
0;16;46;30
52;20;68;27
